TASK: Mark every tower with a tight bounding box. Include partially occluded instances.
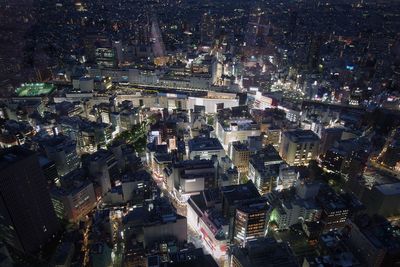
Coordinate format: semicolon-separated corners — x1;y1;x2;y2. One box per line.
308;34;322;70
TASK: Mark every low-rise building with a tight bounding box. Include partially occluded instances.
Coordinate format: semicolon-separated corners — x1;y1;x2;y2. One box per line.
188;137;225;160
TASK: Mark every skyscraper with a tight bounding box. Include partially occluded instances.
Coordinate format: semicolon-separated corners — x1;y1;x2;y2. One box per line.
0;147;60;254
308;34;322;70
200;12;216;46
150;14;167;65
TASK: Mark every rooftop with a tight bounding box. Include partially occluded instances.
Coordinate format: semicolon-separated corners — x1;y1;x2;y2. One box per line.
54;242;74;266
171;159;215;170
250;145;283;165
189;137;223;152
230;237;298;267
316;186;348;212
53;169;92;195
222;181;260;204
154;153;173;163
354;214;400;251
88;149;114;162
375;182;400;196
232;141;250;151
42;134;75;148
121;170;152;183
0;146;35;171
236;198;270;214
284;129;320;143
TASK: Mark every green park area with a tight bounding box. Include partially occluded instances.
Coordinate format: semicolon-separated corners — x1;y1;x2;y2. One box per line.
112;121;148;153
15;83;55;97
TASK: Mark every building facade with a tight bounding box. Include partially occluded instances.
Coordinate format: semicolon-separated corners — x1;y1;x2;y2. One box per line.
279;130;320;166
0;148;60;253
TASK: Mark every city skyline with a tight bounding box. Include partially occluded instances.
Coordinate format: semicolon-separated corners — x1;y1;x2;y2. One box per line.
0;0;399;266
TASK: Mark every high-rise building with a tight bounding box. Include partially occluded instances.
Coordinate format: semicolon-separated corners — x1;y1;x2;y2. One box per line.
308;34;322;70
248;145;283;194
276;164;298;191
377;127;400;170
279;130;320;166
51;169;96;222
43;135;80;177
221;181;261;220
362;182;400;218
288;9;298;39
78;77;94;93
0;147;60;253
349;215;400;267
319;127;344;155
95;47;117;68
233;198;270;245
38;156;59;187
229;141;251;175
269;180;322;230
150;15;167;65
221;181;261;241
87;149;119;195
112;40;124;65
316;187;349;232
271;200;321;231
123;198;187;249
119;109;140;131
244;8;270;49
264;127;282;150
200;12;216;46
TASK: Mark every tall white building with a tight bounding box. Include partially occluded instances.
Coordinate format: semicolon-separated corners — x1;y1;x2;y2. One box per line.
279;130;320;166
216;120;261;149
